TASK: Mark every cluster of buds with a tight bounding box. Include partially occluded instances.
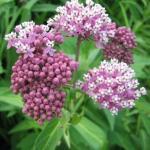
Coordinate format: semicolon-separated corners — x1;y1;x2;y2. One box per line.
11;52;78;93
48;0;116;48
103;27;137;64
5;21;64;57
23;88;66;124
77;59;146;115
11;52;78;124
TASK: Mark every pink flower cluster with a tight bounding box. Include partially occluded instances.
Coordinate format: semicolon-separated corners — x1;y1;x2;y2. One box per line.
11;52;78;124
5;21;63;57
48;0;116;48
103;27;137;64
77;59;146;115
114;27;136;49
11;52;78;93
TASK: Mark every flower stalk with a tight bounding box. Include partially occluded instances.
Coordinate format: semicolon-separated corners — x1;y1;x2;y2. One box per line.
75;36;82;61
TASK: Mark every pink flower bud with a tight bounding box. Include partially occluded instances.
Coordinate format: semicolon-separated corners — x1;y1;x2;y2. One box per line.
54;34;64;43
53;78;59;85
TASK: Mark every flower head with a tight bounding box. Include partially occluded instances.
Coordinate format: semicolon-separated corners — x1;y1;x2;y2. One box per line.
114;27;136;49
103;41;133;64
5;21;64;57
48;0;116;48
102;26;137;64
77;59;146;115
11;52;78;124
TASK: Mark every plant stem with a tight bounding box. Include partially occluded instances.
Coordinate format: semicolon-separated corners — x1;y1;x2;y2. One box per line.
72;95;84;113
71;36;82;108
72;36;82;88
75;36;82;61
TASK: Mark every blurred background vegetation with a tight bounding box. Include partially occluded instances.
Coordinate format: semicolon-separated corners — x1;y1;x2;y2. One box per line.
0;0;150;150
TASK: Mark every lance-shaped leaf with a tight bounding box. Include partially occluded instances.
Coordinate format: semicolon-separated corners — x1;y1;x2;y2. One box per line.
33;119;63;150
70;117;107;150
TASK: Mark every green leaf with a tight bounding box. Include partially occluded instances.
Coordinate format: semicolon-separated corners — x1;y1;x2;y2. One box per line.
33;119;63;150
141;0;147;6
70;126;89;150
59;37;76;55
141;115;150;135
10;119;40;134
17;133;39;150
71;117;107;150
119;2;130;27
80;40;95;59
132;54;150;78
0;103;15;112
136;100;150;114
0;0;13;5
0;92;23;108
0;64;4;74
32;4;58;12
103;110;115;131
63;129;71;149
7;110;17;117
85;101;109;130
140;130;150;150
121;0;143;15
21;0;39;21
24;0;39;9
0;87;10;95
109;131;135;150
6;7;22;34
21;9;31;21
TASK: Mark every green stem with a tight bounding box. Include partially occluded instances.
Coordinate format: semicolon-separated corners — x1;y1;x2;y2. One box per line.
70;37;82;111
73;36;82;88
75;36;82;61
72;95;84;113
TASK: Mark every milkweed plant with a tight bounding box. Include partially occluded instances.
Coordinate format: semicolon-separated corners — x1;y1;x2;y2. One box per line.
5;0;146;125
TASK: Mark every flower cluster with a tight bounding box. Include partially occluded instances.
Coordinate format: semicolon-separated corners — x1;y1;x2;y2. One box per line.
77;59;146;115
103;42;133;64
11;52;78;124
103;27;136;64
48;0;116;48
5;21;63;57
5;0;146;121
114;27;136;49
11;52;78;93
5;21;78;124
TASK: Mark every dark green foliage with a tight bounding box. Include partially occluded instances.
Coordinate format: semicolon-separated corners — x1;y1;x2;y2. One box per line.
0;0;150;150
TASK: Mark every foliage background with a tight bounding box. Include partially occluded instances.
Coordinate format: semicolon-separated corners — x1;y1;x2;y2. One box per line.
0;0;150;150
